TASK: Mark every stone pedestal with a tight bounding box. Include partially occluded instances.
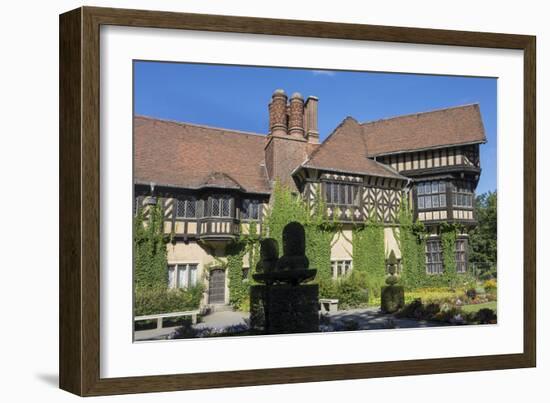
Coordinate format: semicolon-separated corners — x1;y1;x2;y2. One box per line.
250;284;319;334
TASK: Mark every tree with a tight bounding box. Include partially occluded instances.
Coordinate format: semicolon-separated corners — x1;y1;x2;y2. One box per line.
468;191;497;277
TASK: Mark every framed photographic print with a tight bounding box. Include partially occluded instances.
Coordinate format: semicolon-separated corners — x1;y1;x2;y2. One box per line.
59;6;536;396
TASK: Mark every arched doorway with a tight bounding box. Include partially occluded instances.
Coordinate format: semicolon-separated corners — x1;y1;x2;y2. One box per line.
208;268;226;304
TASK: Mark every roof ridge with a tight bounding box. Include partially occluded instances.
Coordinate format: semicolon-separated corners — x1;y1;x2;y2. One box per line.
135;114;267;138
361;103;480;126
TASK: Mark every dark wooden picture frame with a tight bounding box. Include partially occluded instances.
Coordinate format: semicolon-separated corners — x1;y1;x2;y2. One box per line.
59;6;536;396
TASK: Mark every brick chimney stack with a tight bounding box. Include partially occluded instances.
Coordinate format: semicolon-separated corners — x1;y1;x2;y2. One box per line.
268;89;288;137
304;96;319;144
265;89;319;190
288;92;305;139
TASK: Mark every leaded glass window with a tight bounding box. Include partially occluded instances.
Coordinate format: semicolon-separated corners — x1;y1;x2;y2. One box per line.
456;238;468;273
452;181;474;208
324;182;359;205
426;239;443;274
208;195;233;218
176;196;197;218
242;199;260;220
416;180;447;210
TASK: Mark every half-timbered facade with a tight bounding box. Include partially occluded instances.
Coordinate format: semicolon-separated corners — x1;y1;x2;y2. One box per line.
134;89;486;306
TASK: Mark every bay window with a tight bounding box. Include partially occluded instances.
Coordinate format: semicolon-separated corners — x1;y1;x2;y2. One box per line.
417;180;447;210
176;196;197;218
324;182;359;206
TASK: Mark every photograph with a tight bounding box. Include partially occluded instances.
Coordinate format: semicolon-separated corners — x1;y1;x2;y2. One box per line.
132;62;498;341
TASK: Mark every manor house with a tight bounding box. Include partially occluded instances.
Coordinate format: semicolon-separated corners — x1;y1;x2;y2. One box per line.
134;89;486;306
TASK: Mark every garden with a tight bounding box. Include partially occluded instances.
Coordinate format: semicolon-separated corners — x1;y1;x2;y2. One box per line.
133;183;497;337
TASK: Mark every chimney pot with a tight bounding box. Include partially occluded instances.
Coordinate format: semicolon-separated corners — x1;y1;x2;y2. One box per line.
269;89;288;136
288;94;305;138
304;96;319;144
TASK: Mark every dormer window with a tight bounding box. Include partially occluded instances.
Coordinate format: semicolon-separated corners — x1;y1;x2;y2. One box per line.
324;182;359;206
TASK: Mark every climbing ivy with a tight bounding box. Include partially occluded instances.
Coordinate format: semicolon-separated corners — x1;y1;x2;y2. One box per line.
394;195;427;289
225;222;263;310
352;212;386;302
264;181;334;284
440;222;459;288
134;201;168;288
225;240;247;309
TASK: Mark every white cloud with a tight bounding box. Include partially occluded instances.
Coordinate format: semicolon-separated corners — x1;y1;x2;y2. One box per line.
312;70;336;77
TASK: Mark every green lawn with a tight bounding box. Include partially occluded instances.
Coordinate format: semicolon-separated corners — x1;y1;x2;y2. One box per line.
461;301;497;313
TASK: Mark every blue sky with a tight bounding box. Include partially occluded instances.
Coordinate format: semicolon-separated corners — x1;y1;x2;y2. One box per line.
134;61;497;194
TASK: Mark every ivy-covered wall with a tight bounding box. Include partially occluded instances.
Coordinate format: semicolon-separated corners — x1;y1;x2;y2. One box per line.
352;215;386;301
395;196;462;289
134;201;168;288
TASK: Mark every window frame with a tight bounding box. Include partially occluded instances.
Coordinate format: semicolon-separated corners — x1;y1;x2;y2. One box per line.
425;238;444;275
324;182;359;206
330;259;353;279
241;198;261;220
416;180;447;211
167;263;199;289
207;194;234;218
455;238;468;273
452;181;475;208
175;196;197;219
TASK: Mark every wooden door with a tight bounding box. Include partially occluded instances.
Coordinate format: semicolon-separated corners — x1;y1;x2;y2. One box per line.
208;268;226;304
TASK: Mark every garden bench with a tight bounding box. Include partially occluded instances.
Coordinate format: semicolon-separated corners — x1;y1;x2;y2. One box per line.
134;310;199;330
319;298;339;313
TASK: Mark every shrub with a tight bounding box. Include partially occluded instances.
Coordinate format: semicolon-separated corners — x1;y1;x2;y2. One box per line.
424;302;441;317
134;284;204;316
483;279;497;292
405;287;464;305
475;308;497;324
335;273;370;309
396;298;423;319
381;285;404;313
466;288;477;300
319;272;370;309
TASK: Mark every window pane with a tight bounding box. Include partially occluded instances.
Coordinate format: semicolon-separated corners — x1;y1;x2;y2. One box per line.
425;196;432;208
418;196;425;209
242;199;250;218
432;195;439;208
177;265;188;288
186;199;196;217
222;197;231;217
168;265;176;288
211;198;220;216
417;183;424;195
440;194;446;207
189;264;197;286
432;182;438;194
176;199;186;218
439;181;446;193
325;184;332;203
339;184;346;204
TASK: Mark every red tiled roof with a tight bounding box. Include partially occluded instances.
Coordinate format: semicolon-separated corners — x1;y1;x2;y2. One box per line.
134;116;271;194
301;117;406;180
363;104;486;156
